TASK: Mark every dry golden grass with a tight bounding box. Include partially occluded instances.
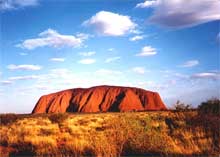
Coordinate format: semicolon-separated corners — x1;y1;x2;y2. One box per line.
0;111;219;156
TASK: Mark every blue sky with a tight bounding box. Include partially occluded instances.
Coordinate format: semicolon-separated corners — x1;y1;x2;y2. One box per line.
0;0;220;113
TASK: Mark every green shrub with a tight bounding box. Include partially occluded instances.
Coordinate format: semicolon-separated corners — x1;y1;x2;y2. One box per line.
198;98;220;115
0;114;19;125
173;100;192;111
48;113;69;124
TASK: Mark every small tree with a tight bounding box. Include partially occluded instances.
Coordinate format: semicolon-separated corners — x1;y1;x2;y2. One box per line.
173;100;192;111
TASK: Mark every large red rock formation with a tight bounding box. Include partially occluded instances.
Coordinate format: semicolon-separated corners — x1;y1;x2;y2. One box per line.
32;85;167;113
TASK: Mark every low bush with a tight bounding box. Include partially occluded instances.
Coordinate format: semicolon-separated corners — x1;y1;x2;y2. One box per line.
0;114;19;125
173;100;192;111
198;98;220;115
10;142;36;156
48;113;69;124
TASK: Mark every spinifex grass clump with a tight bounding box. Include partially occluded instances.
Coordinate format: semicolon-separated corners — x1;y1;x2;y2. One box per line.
0;111;219;156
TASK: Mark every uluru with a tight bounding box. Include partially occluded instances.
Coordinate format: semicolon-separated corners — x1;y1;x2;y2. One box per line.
32;85;167;114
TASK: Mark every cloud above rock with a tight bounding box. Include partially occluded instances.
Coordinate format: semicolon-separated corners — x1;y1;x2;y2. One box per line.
17;29;89;50
83;11;137;36
136;46;157;56
7;64;42;71
179;60;199;68
136;0;220;28
0;0;39;10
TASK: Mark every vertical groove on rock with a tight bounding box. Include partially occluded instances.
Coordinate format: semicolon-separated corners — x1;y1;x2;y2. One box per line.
79;90;93;112
66;89;79;112
46;97;56;113
134;89;146;107
98;87;110;111
109;91;126;112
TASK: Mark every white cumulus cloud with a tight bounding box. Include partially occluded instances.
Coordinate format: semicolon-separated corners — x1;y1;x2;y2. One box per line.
0;0;38;10
17;29;88;50
50;58;65;62
180;60;199;68
105;57;121;63
191;72;220;80
7;64;42;71
83;11;137;36
136;0;159;8
137;0;220;28
129;35;144;41
78;58;96;64
79;51;96;57
136;46;157;56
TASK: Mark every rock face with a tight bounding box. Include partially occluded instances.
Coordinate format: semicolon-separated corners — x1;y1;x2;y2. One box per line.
32;85;167;114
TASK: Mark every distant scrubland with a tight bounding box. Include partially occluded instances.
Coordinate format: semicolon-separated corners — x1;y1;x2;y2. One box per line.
0;98;219;157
